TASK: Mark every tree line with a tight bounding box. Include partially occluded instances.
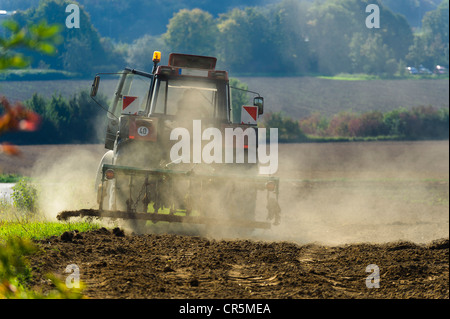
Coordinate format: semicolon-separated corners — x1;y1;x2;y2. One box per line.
262;105;449;142
3;0;448;77
1;89;447;145
0;90;107;144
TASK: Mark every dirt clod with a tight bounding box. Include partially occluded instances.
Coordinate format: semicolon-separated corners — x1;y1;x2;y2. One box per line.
112;227;125;237
60;231;73;242
189;278;199;287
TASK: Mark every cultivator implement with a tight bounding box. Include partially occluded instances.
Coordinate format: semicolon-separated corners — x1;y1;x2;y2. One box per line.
57;209;272;229
57;164;281;230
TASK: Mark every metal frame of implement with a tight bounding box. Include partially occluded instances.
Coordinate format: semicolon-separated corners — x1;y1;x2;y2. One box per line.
57;164;279;230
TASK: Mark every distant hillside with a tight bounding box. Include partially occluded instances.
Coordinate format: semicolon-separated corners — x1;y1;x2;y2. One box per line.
1;77;448;120
2;0;447;77
1;0;443;41
0;0;279;40
380;0;443;29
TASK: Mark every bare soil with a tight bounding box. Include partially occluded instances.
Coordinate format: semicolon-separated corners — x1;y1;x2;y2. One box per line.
28;228;448;299
1;142;449;299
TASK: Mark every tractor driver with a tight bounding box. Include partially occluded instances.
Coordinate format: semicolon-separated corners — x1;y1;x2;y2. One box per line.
176;88;212;121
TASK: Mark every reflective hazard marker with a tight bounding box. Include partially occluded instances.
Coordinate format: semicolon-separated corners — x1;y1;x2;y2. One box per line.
122;96;140;115
241;105;258;125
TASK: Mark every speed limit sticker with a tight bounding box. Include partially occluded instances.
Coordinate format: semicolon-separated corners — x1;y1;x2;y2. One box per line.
137;126;149;136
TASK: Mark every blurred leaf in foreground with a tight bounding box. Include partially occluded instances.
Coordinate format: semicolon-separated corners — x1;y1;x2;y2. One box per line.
0;20;62;70
0;96;42;156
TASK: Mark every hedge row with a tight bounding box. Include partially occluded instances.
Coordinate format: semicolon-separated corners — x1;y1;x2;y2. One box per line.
262;106;449;142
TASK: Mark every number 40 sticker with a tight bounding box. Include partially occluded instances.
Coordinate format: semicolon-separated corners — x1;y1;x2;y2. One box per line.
138;126;149;137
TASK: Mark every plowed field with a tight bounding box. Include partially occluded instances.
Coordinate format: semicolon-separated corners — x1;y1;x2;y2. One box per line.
1;141;448;299
29;229;448;299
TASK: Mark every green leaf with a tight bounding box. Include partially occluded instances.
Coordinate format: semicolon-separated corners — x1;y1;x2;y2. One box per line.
1;20;20;33
37;42;56;55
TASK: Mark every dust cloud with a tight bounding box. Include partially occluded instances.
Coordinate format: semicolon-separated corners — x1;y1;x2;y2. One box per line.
254;141;449;245
29;140;449;246
31;145;103;220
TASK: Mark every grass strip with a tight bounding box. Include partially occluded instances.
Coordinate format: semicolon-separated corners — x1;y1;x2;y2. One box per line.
0;221;100;243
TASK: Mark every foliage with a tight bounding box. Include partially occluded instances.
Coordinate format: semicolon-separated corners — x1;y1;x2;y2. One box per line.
299;112;330;136
216;7;276;73
271;0;311;73
380;0;442;29
0;96;41;155
263;106;449;141
11;178;38;215
0;11;61;157
2;0;448;76
20;89;107;144
229;78;250;123
0;19;61;70
0;237;36;298
306;0;414;75
0;174;23;183
298;106;449;139
261;112;307;142
0;237;85;298
48;0;266;41
10;0;123;75
406;0;449;69
164;9;218;57
157;0;437;76
0;96;40;135
126;35;168;71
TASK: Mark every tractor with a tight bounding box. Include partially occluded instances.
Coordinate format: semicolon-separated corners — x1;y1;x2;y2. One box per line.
57;52;280;236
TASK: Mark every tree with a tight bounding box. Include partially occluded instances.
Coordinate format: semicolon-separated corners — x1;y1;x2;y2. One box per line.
62;36;93;73
22;90;107;144
299;112;329;136
11;0;110;75
307;0;413;75
380;0;442;29
422;0;449;45
421;0;449;67
349;33;397;75
217;7;277;73
126;35;168;71
270;0;312;74
306;0;361;75
262;112;306;142
407;0;449;69
163;9;218;56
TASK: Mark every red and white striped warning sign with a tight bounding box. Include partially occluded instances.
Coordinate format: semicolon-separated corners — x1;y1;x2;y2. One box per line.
122;96;140;115
241;105;258;125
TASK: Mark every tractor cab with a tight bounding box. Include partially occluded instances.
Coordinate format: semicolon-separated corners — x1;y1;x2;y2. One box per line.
91;52;264;150
149;53;230;124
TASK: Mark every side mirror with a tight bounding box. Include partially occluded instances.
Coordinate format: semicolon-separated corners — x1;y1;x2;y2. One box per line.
254;96;264;115
90;75;100;97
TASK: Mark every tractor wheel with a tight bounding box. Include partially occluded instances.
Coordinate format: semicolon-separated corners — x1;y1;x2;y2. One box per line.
110;147;148;233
